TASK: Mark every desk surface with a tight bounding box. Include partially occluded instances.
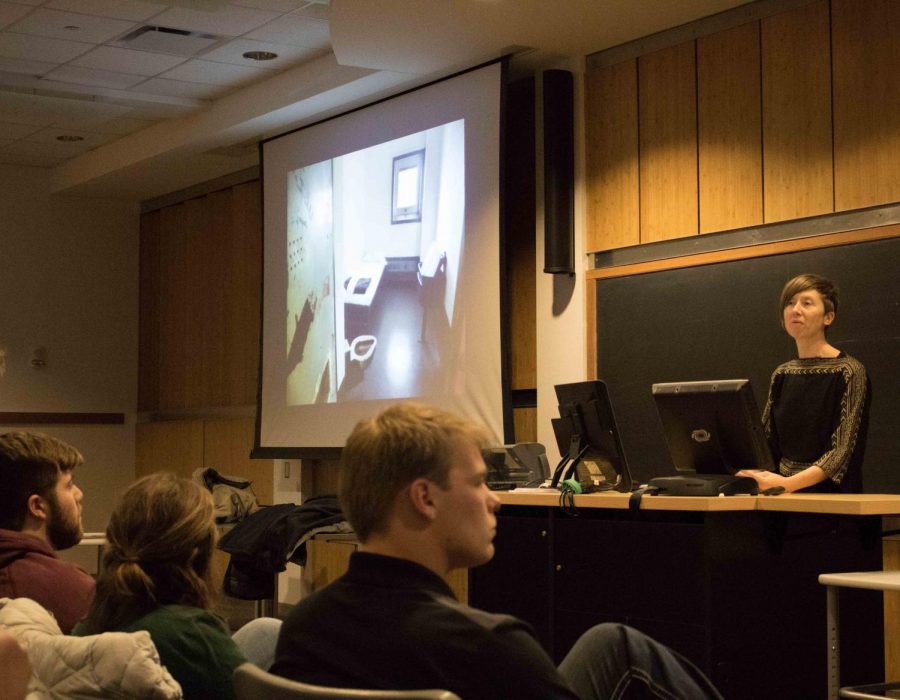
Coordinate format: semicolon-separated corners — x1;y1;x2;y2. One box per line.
497;490;900;515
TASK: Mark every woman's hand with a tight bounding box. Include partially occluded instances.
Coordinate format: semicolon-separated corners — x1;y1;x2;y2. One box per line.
736;469;793;492
736;465;828;494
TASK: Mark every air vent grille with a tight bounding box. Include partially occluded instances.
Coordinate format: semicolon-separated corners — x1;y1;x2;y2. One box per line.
116;26;221;57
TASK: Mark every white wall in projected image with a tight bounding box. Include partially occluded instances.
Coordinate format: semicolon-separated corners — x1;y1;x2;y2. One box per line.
285;119;465;407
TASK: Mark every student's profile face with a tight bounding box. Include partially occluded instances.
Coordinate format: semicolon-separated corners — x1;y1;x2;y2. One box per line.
45;470;84;551
433;440;501;570
782;287;834;341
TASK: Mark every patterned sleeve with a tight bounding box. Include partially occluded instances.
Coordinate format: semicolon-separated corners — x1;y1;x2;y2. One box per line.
810;356;867;483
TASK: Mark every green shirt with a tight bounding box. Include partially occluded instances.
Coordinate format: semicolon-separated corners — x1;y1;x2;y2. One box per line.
113;605;245;700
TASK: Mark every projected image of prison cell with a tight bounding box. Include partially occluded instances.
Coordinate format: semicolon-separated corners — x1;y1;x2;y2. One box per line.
285;119;465;406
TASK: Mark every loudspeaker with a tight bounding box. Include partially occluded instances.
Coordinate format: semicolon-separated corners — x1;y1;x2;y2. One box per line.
542;69;574;275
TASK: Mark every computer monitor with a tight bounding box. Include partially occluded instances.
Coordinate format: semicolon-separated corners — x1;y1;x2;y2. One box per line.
652;379;774;475
551;380;632;492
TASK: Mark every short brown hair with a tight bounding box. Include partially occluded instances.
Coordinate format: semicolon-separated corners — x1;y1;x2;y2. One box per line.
340;403;491;542
82;473;217;633
0;432;83;531
779;274;838;323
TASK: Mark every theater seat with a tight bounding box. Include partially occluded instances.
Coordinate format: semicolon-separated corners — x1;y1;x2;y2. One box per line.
233;663;462;700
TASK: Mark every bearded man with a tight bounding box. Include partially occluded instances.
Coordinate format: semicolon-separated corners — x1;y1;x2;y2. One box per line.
0;431;94;633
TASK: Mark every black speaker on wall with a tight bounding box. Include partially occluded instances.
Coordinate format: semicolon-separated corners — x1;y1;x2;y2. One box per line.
542;69;574;275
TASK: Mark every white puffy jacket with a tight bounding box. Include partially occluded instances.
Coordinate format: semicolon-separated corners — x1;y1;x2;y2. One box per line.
0;597;182;699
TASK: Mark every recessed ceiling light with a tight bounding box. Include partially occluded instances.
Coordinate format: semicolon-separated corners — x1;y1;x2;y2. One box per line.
56;134;84;142
243;51;278;61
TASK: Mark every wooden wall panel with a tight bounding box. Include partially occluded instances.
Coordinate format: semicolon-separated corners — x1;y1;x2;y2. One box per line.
513;406;537;443
158;204;189;410
639;42;698;242
138;210;161;412
300;458;342;499
135;419;204;479
585;59;640;252
833;0;900;211
203;416;273;503
698;22;763;233
227;182;262;406
182;196;208;408
761;1;833;223
202;190;230;408
140;182;261;412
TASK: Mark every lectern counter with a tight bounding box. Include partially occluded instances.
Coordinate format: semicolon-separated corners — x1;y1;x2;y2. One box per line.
469;492;900;700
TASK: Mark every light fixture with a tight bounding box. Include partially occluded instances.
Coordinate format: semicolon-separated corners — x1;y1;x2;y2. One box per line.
56;134;84;142
242;50;278;61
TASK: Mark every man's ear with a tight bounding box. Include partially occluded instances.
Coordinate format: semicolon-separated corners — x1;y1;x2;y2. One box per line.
824;310;835;327
407;478;439;521
26;494;49;523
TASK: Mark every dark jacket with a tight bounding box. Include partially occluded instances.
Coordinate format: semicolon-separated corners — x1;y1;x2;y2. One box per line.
0;528;95;633
218;496;347;599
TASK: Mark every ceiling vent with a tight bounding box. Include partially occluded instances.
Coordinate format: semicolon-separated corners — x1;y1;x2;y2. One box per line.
115;26;221;57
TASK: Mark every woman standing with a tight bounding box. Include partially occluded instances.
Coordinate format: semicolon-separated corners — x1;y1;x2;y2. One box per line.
738;274;867;493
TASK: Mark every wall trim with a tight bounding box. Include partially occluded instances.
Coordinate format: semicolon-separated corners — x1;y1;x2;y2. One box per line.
592;202;900;271
587;222;900;280
0;412;125;425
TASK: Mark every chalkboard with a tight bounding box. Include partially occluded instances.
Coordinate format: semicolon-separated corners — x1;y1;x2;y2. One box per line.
594;236;900;492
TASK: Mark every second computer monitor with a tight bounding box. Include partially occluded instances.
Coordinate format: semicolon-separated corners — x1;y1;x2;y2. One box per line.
652;378;774;475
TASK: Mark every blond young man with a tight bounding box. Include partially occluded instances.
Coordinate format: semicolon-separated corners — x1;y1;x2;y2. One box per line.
272;403;722;699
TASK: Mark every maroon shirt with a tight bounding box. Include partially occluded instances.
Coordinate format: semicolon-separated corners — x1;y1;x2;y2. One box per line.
0;528;95;633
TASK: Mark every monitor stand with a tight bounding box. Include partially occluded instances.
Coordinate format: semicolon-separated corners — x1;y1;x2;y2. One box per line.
648;474;759;497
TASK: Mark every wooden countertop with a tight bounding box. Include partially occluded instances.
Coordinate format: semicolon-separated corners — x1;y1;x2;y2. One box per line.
496;490;900;515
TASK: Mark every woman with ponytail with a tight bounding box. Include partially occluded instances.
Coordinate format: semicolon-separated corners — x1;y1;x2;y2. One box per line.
77;473;277;700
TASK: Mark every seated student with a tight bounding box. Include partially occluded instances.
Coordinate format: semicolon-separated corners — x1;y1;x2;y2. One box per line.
0;431;94;633
76;473;280;700
738;274;867;493
271;402;722;700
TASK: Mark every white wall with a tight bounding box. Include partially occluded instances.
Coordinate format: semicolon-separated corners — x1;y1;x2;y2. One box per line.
0;163;140;552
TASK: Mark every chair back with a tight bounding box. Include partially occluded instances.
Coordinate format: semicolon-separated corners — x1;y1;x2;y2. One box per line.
233;663;462;700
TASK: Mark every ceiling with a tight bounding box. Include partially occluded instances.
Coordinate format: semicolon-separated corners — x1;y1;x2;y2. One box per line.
0;0;753;201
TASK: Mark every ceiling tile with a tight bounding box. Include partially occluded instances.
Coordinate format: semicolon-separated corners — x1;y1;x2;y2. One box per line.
245;14;329;49
0;32;92;63
0;150;66;168
64;114;156;135
151;5;279;36
25;126;116;148
295;3;329;21
159;58;272;86
43;64;146;89
72;45;187;76
199;37;317;69
0;91;131;127
232;1;307;12
6;8;137;44
0;2;32;30
46;0;168;23
135;77;227;100
1;138;90;159
0;55;59;76
0;121;41;138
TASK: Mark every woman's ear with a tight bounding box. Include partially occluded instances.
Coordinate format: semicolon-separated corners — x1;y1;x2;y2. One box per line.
824;310;835;327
